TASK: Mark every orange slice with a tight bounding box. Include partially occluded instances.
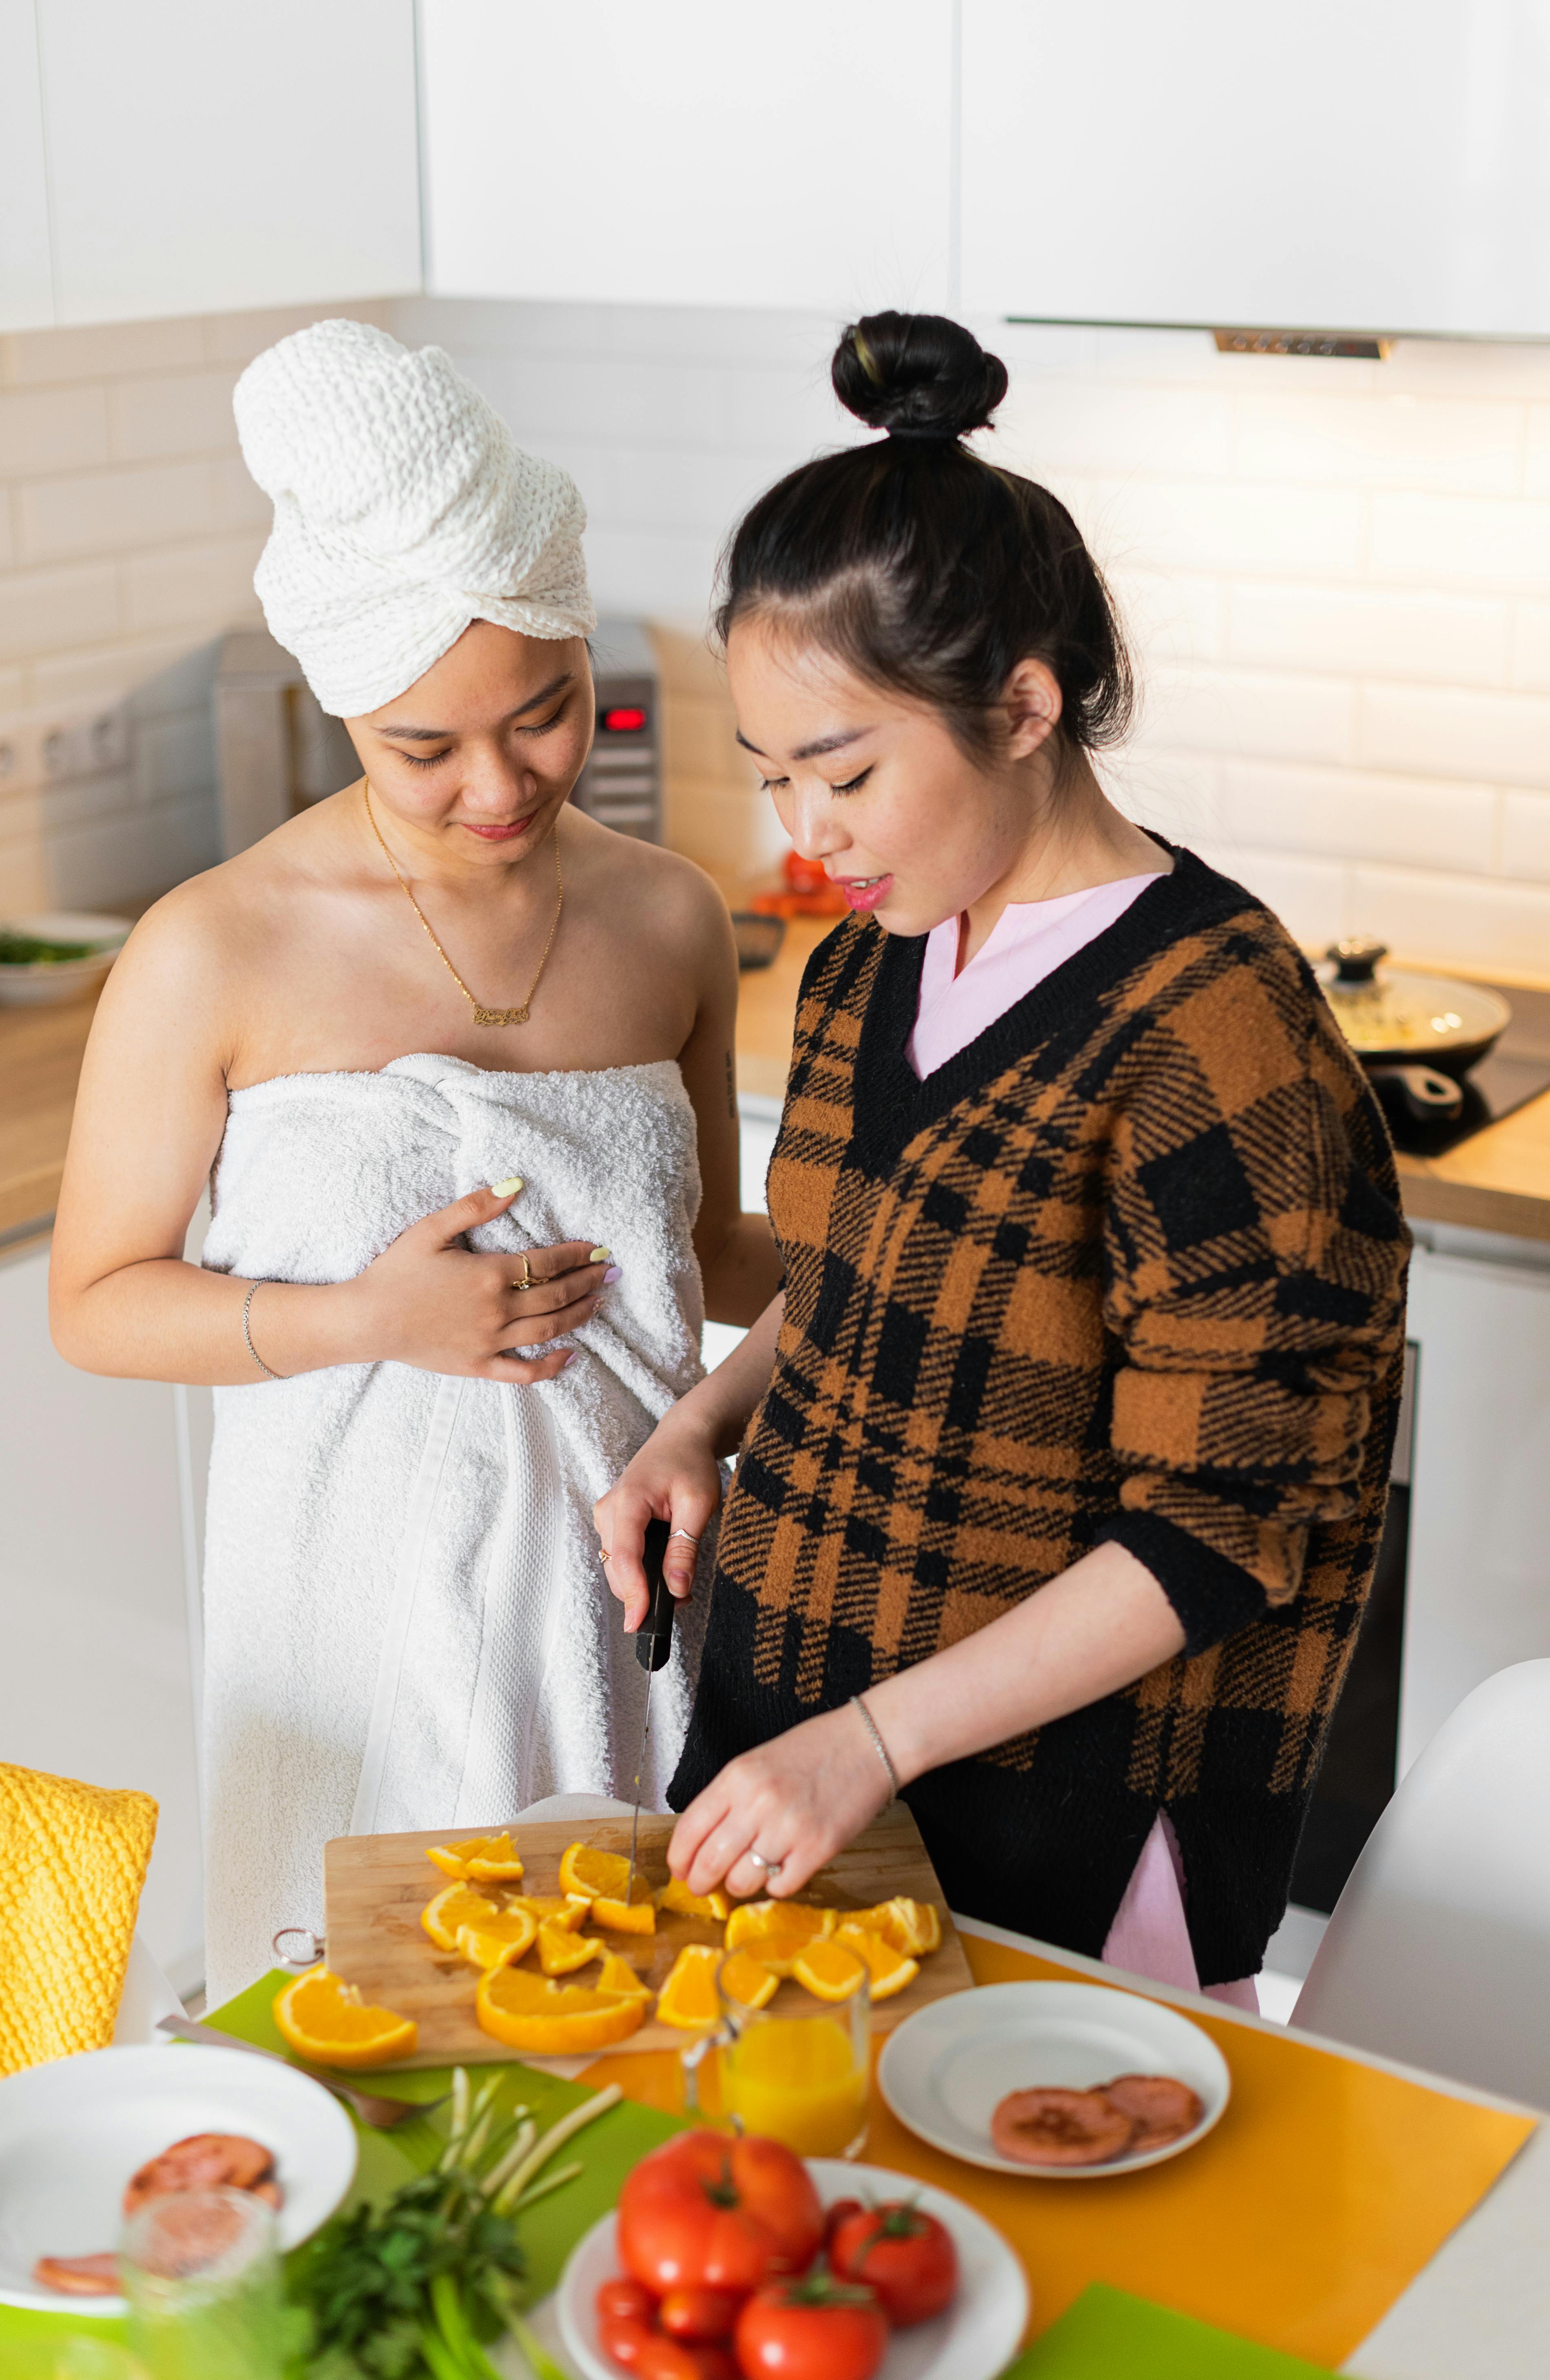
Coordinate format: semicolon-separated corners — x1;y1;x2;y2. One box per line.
454;1906;540;1971
724;1901;835;1975
557;1842;655;1932
597;1951;653;2001
537;1923;605;1976
273;1968;416;2069
792;1937;868;2002
421;1881;503;1952
655;1877;731;1924
475;1965;645;2054
425;1832;525;1883
850;1897;941;1957
591;1892;655;1936
721;1950;778;2010
834;1921;919;2000
513;1894;592;1932
655;1943;724;2030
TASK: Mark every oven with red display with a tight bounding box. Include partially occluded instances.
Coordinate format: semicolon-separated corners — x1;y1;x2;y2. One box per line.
570;618;661;843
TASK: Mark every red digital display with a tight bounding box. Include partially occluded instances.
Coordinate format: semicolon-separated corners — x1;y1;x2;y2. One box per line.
601;705;648;733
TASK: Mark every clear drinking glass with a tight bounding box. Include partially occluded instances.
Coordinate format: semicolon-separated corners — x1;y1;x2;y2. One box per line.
119;2187;284;2380
682;1961;870;2159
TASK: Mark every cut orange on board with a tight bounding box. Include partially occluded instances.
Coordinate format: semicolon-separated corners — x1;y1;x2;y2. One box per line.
421;1882;503;1952
724;1901;835;1974
655;1877;730;1924
597;1951;653;2001
424;1832;525;1883
273;1968;416;2069
850;1897;941;1957
722;1950;779;2010
514;1894;591;1932
538;1922;605;1976
475;1965;645;2054
454;1906;539;1971
557;1841;655;1932
592;1892;655;1935
655;1943;724;2030
792;1937;868;2002
834;1921;919;1999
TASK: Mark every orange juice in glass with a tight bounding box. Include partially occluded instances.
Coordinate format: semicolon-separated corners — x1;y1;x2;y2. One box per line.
684;1963;870;2159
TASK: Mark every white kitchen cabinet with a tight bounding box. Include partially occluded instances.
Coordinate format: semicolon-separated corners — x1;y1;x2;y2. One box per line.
420;0;954;316
34;0;422;327
0;0;53;330
961;0;1550;338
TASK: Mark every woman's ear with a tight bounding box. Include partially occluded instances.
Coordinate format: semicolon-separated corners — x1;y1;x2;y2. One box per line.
1002;657;1063;761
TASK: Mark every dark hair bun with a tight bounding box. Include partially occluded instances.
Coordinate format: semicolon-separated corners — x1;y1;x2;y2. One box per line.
832;310;1009;440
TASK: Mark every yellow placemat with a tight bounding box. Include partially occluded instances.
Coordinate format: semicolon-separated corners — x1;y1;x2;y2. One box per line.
585;1934;1535;2369
0;1763;157;2074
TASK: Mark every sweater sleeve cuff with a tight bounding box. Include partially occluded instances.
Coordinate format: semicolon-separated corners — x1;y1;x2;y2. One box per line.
1096;1510;1270;1655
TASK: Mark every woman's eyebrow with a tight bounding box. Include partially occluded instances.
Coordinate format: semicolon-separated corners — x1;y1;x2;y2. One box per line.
378;671;575;740
735;725;865;764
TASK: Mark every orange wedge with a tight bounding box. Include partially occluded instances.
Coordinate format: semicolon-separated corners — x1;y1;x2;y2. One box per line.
454;1905;539;1971
655;1877;731;1924
655;1943;724;2030
592;1891;655;1935
721;1950;778;2010
557;1841;656;1932
514;1894;591;1932
421;1881;503;1952
724;1901;835;1975
425;1832;525;1883
538;1923;605;1977
834;1921;919;2000
475;1965;645;2054
850;1897;941;1957
273;1968;416;2069
792;1937;868;2002
597;1951;653;2001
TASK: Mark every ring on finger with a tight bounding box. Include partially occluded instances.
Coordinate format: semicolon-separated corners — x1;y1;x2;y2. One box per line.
512;1253;532;1293
670;1528;700;1545
745;1848;783;1878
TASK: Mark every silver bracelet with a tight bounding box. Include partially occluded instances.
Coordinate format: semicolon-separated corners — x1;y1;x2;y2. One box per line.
242;1280;283;1381
851;1693;900;1800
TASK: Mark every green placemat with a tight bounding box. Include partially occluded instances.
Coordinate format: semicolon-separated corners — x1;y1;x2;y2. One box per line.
0;1970;687;2374
1003;2282;1334;2377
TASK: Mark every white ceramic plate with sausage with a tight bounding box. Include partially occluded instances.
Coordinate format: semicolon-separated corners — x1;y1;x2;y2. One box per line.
0;2043;356;2315
878;1980;1231;2178
557;2158;1029;2380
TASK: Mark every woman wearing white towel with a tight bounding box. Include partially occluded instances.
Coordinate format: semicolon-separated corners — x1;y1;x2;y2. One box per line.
50;319;779;2005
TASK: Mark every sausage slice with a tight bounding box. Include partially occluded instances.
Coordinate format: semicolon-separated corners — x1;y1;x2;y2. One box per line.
990;2085;1136;2166
33;2252;121;2296
1103;2072;1204;2148
122;2132;275;2216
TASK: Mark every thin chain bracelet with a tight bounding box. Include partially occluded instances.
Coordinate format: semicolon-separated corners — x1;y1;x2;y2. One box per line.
851;1693;900;1799
243;1280;283;1381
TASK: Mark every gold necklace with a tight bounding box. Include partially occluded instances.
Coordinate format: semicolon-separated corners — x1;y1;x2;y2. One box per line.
363;781;563;1027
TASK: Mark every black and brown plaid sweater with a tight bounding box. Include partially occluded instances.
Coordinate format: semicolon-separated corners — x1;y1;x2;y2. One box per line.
671;847;1410;1982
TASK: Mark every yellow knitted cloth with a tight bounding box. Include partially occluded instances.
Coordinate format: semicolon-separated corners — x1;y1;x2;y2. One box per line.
0;1764;158;2074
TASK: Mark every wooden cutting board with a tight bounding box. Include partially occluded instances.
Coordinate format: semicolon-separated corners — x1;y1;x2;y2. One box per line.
324;1804;973;2069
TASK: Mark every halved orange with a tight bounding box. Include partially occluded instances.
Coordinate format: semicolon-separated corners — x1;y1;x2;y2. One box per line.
655;1943;724;2030
425;1832;525;1883
454;1905;539;1971
514;1893;591;1932
721;1950;778;2010
834;1920;919;2000
273;1968;416;2069
792;1937;868;2002
537;1922;605;1977
597;1950;653;2002
724;1901;835;1975
422;1881;503;1952
475;1965;645;2054
655;1877;730;1924
849;1897;941;1957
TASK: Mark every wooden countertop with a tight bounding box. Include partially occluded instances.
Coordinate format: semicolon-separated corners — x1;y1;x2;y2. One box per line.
5;924;1549;1247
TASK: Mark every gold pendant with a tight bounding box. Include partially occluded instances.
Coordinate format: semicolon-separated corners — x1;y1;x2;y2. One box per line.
473;1004;529;1027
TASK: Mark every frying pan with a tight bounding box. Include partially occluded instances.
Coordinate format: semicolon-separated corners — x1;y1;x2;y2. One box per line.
1317;937;1511;1130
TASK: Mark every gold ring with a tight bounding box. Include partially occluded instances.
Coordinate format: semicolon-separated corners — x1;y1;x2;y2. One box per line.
514;1253;532;1292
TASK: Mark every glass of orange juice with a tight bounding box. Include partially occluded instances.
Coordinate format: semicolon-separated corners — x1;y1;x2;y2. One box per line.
682;1961;870;2159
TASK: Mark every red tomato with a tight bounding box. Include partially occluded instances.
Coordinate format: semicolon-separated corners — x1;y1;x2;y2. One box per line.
821;2200;864;2252
684;2351;738;2380
599;2276;660;2325
598;2310;657;2369
829;2200;959;2327
659;2286;744;2343
618;2131;824;2297
634;2338;708;2380
734;2271;888;2380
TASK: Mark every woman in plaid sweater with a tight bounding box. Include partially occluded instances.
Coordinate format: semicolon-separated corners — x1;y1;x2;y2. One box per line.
596;313;1409;1995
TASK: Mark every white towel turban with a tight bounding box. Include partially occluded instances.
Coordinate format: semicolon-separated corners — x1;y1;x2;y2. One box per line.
234;319;596;718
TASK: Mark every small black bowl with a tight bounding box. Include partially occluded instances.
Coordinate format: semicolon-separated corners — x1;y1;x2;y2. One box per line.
732;911;786;971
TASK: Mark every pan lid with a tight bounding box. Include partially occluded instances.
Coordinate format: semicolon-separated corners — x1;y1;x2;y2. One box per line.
1316;938;1511;1058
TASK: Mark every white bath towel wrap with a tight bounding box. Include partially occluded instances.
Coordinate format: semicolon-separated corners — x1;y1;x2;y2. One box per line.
198;1054;712;2008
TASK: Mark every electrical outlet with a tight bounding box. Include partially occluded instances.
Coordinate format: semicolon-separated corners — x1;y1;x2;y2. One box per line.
38;707;129;782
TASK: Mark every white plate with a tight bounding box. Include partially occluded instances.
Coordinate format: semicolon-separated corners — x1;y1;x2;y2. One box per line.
0;911;131;1006
878;1980;1231;2179
557;2157;1028;2380
0;2044;358;2316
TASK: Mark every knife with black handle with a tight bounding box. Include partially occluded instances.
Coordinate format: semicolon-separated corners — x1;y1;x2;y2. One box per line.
626;1517;675;1895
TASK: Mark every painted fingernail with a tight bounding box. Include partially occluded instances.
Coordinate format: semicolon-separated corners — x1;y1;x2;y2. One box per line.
588;1245;610;1263
490;1176;524;1197
559;1350;576;1367
603;1265;622;1284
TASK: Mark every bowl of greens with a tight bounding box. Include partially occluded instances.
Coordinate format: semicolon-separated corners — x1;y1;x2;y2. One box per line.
0;912;132;1007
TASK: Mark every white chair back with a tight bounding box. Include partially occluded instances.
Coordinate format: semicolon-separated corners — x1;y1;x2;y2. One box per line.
1293;1659;1550;2108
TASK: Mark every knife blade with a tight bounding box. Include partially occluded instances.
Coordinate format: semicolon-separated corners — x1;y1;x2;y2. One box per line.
626;1517;674;1901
